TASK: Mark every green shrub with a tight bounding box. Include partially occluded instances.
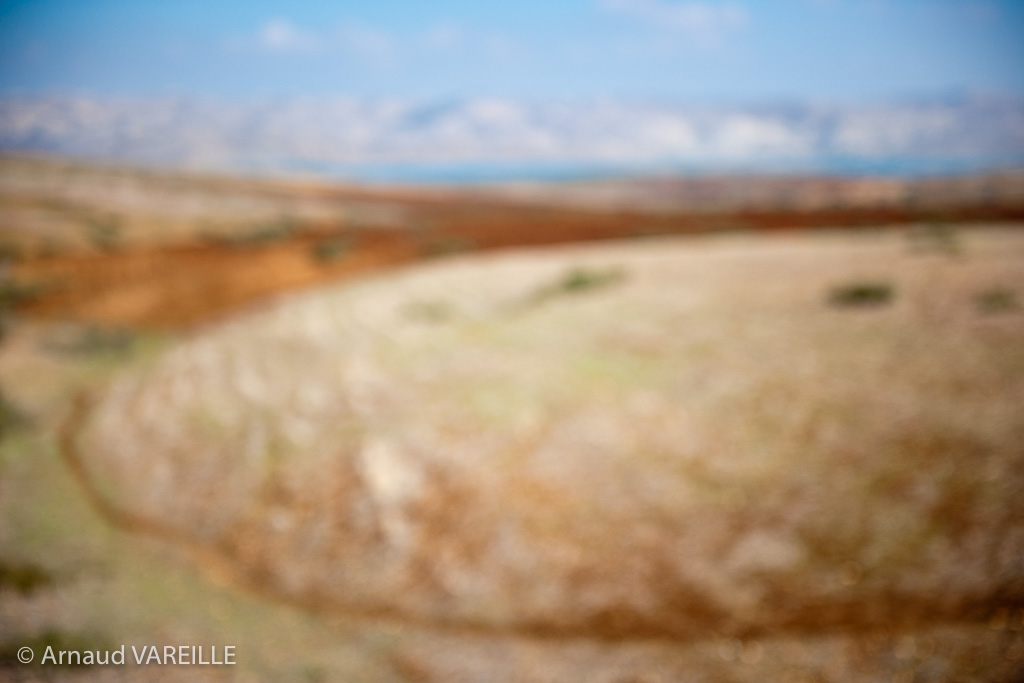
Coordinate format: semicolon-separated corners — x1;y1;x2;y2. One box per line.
0;388;29;434
310;237;353;264
0;280;45;310
532;266;626;304
975;288;1018;314
0;560;52;594
561;267;623;292
828;282;894;307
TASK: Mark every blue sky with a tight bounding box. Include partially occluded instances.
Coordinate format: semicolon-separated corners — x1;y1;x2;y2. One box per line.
1;0;1022;101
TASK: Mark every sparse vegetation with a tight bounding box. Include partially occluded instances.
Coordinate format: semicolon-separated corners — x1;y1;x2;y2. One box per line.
531;265;625;304
3;153;1024;680
310;236;354;264
0;560;53;594
0;279;45;310
40;324;136;356
243;217;296;245
68;230;1024;652
0;278;50;343
975;287;1019;314
208;216;298;248
559;266;624;292
828;281;894;307
0;388;28;432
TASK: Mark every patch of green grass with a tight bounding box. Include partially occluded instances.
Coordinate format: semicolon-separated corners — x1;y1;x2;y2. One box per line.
827;282;894;308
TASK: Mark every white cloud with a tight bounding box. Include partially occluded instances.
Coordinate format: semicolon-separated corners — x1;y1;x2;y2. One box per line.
337;22;398;64
601;0;749;44
259;19;320;54
421;22;464;51
247;17;515;68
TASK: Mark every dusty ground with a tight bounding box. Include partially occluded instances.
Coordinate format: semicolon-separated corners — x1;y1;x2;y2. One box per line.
2;156;1024;681
4;154;1023;328
41;228;1024;680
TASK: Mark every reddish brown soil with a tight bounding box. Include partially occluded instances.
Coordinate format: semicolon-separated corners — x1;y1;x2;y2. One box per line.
12;192;1024;329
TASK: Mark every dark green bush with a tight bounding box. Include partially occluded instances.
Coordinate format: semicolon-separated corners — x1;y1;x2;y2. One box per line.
558;267;625;293
532;266;626;304
828;282;894;307
0;560;52;594
0;280;44;310
310;237;353;263
975;288;1018;314
0;388;29;434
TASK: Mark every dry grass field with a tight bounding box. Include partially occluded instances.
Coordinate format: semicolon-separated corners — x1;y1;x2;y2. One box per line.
65;227;1024;680
2;155;1024;681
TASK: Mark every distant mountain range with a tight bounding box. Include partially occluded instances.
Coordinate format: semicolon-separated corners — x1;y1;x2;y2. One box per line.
1;93;1023;181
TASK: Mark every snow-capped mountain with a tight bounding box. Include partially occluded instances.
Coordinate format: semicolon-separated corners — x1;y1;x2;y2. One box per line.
1;93;1022;178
